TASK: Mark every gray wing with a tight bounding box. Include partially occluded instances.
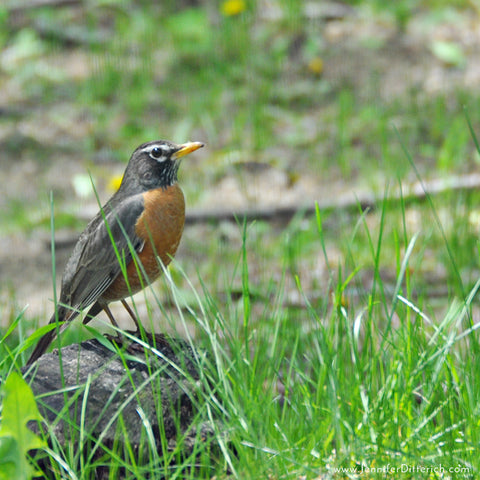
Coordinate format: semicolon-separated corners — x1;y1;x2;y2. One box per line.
59;193;145;312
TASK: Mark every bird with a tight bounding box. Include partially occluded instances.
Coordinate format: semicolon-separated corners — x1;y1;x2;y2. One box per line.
26;140;204;366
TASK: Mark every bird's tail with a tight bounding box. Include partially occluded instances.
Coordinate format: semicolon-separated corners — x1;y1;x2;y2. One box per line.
26;307;74;366
25;324;57;366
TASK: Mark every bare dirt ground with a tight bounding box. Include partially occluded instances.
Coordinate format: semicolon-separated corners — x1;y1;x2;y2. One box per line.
2;7;480;329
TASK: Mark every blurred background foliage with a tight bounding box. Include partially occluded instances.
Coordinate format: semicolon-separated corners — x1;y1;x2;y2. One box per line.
2;0;480;319
1;0;479;203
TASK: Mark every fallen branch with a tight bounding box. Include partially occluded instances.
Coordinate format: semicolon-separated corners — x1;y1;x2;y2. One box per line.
184;173;480;224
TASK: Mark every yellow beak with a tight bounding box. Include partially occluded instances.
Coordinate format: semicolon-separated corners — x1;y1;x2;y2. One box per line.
173;141;205;159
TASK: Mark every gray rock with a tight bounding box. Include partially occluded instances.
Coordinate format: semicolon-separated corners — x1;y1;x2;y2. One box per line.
24;334;221;477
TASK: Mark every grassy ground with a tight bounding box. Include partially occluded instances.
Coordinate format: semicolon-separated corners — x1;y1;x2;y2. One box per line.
1;0;480;478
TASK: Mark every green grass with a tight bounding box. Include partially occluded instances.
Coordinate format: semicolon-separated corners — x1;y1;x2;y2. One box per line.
2;185;480;478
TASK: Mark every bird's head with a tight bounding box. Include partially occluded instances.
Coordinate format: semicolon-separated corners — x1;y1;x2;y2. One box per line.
120;140;204;193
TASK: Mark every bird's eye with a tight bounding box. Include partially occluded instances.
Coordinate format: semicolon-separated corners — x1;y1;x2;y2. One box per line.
150;147;164;160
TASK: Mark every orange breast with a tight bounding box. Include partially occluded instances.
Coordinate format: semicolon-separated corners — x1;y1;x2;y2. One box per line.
101;184;185;302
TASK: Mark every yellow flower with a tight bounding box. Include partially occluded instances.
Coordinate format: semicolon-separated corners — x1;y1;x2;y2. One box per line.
221;0;246;16
108;174;123;192
308;57;323;76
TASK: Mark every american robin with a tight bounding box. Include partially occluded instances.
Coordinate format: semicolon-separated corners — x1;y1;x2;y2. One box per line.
26;140;204;366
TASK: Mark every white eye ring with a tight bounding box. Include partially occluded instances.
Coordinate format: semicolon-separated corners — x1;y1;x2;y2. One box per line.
149;146;165;160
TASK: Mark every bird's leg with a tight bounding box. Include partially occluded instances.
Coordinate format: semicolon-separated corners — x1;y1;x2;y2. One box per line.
121;299;142;334
102;305;124;344
102;305;119;328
